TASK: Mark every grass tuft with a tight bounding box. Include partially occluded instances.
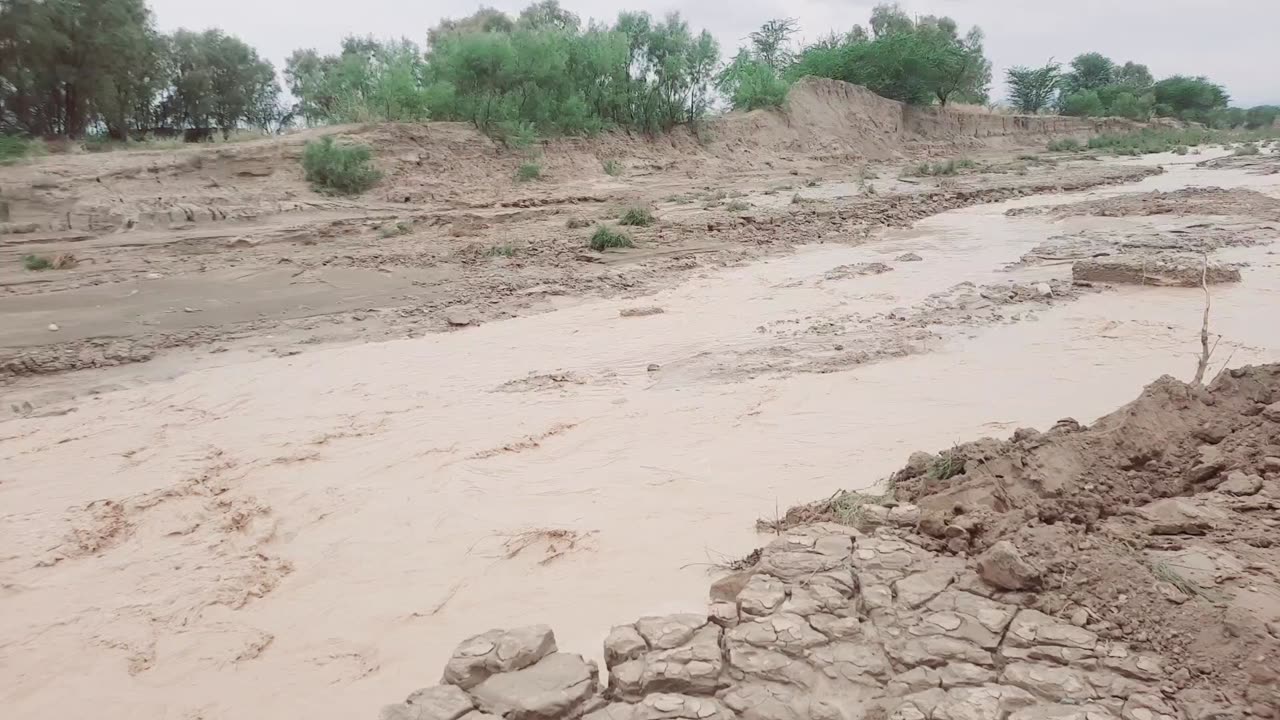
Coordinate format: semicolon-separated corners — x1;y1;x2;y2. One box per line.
726;200;751;212
516;161;542;181
22;254;52;271
1234;143;1260;156
588;226;633;251
1047;138;1082;152
489;243;516;257
602;159;622;176
928;448;966;481
618;206;655;227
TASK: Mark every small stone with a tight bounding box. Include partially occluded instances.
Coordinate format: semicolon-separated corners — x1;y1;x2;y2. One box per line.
1143;498;1217;535
47;323;59;331
1218;471;1263;496
1035;282;1053;297
1262;457;1280;472
1192;423;1229;444
1069;608;1089;627
646;363;661;372
620;306;664;318
1262;402;1280;423
1184;461;1225;486
444;307;476;327
976;541;1042;590
145;272;163;279
896;252;923;262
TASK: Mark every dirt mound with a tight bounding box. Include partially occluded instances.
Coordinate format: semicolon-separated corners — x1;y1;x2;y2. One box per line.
1009;187;1280;220
1072;255;1242;286
783;365;1280;711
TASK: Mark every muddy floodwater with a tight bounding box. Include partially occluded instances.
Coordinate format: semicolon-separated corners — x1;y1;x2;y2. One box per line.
2;155;1278;719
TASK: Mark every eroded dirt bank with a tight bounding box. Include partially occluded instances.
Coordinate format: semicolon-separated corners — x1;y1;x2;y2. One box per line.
0;79;1150;386
384;364;1280;720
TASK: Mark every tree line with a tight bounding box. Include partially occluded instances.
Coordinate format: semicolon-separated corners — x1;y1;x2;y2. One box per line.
2;0;1272;145
1006;53;1276;129
0;0;283;140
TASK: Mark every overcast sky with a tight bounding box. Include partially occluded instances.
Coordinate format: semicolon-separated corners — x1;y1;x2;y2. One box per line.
149;0;1278;107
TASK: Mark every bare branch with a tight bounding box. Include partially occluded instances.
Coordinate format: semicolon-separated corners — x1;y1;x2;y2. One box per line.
1192;253;1212;385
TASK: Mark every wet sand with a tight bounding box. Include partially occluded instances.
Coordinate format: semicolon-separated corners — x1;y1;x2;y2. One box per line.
2;156;1278;719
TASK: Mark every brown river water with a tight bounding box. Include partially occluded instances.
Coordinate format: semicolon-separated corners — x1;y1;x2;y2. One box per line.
1;153;1277;719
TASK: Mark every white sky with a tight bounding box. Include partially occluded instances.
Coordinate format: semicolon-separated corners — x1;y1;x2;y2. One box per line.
149;0;1279;107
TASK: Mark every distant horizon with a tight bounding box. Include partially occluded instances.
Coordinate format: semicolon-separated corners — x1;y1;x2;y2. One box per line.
147;0;1278;109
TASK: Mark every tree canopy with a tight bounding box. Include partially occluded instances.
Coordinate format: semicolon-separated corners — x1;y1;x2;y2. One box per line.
0;0;283;139
2;0;1267;143
787;3;990;106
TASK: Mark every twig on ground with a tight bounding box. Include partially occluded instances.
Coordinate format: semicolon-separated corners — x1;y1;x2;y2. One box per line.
1192;253;1213;385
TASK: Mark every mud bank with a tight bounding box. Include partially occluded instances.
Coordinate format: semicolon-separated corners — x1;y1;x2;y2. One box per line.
385;365;1280;720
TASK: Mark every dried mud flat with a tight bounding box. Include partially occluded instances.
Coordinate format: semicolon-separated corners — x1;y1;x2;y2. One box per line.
389;365;1280;720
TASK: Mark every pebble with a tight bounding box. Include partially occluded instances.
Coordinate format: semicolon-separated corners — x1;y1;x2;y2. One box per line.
1070;608;1089;626
646;363;660;372
47;323;59;331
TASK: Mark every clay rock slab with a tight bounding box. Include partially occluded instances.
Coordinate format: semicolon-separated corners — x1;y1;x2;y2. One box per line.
382;684;476;720
469;653;598;720
444;626;558;689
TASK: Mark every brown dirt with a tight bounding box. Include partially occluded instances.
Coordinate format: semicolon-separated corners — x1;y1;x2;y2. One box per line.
781;365;1280;711
1007;186;1280;221
0;79;1157;383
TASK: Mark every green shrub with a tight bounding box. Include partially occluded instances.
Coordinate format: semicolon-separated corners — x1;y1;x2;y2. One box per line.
1047;138;1082;152
302;137;382;195
1087;128;1218;156
1234;143;1260;156
1173;145;1188;155
489;243;516;257
22;254;52;271
726;200;751;212
619;207;655;226
589;226;633;251
602;159;622;176
516;162;542;181
0;135;40;164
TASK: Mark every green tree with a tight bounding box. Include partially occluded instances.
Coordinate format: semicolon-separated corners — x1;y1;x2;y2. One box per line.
516;0;579;31
787;5;989;107
1113;61;1153;90
717;50;788;111
0;0;159;137
1108;91;1154;120
1061;52;1114;95
1006;61;1060;113
749;18;799;71
1244;105;1280;129
1060;89;1104;117
1151;75;1228;122
164;29;280;135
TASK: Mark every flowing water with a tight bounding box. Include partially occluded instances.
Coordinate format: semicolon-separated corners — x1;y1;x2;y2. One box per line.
2;155;1278;719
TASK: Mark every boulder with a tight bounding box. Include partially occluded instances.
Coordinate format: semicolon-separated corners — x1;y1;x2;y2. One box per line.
1218;471;1263;496
469;653;598;720
976;541;1042;590
1141;498;1217;535
443;626;558;689
381;685;476;720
